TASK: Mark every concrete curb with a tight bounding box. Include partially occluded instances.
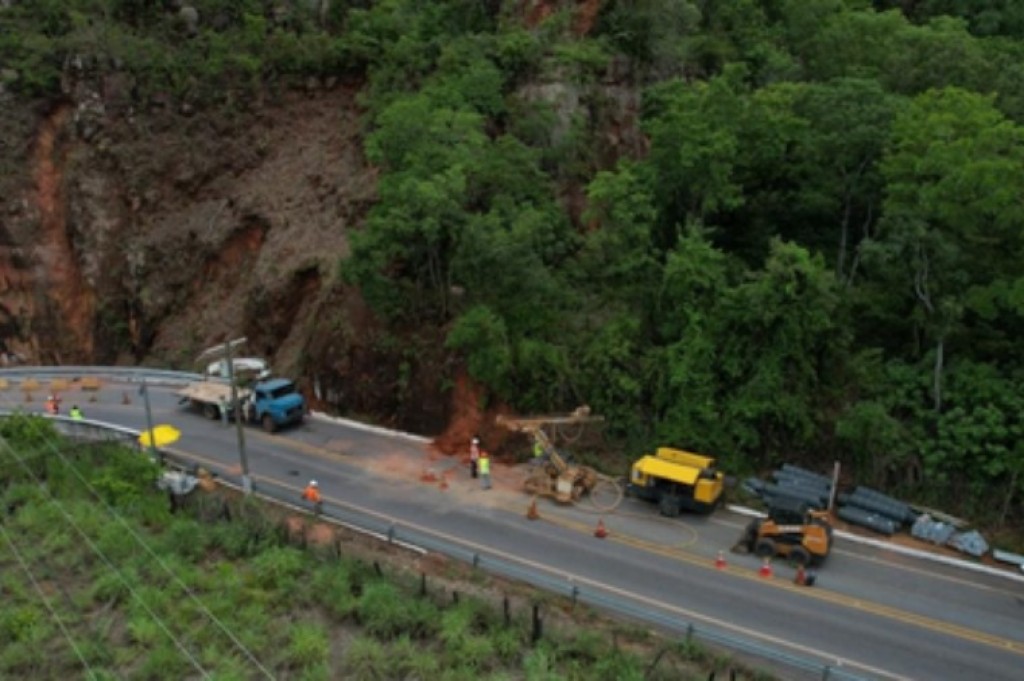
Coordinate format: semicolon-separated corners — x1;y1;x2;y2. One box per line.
308;410;433;445
727;504;1024;584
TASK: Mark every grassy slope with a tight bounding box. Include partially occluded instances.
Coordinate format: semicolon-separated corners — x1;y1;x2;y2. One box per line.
0;419;769;680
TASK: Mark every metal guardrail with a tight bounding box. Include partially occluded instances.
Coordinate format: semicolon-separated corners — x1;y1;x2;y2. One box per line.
0;397;869;681
0;365;204;385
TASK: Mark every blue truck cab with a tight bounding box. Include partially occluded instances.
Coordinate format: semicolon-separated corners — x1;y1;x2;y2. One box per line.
245;378;306;432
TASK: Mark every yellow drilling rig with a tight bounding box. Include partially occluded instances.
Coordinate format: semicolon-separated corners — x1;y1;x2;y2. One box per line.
495;406;622;511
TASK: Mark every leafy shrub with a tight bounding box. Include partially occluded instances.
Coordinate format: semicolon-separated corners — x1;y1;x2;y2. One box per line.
343;635;388;678
0;605;43;644
249;545;305;591
312;562;358;620
287;622;329;669
388;634;439;678
358;581;438;639
491;627;523;664
159;518;210;563
88;447;161;509
137;642;195;680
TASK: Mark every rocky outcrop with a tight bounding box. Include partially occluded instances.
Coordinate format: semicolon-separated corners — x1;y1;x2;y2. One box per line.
0;70;374;376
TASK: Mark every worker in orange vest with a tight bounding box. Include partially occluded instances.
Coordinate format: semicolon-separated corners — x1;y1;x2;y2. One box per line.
44;394;60;415
301;479;322;516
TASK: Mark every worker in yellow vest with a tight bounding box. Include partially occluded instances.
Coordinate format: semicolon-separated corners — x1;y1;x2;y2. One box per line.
69;405;84;420
478;451;491;490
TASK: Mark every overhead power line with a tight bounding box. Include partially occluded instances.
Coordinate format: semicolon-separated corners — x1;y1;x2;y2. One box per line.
0;432;211;680
0;522;97;680
0;394;275;679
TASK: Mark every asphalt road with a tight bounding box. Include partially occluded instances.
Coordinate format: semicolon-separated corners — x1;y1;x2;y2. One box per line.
8;384;1024;680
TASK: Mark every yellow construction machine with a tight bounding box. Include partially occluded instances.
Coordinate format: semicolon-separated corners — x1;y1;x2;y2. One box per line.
735;498;833;566
627;447;724;517
496;407;622;510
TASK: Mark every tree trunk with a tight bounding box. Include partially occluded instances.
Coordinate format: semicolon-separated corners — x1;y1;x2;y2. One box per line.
932;336;944;412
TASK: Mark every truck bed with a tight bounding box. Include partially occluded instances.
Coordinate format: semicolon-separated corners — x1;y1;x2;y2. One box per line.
175;381;248;405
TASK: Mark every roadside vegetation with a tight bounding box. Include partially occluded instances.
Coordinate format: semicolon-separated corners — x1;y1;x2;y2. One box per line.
2;1;1023;536
0;414;768;679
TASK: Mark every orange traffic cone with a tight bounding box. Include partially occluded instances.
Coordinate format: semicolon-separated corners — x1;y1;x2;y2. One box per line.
526;497;539;520
594;518;608;539
759;557;773;578
714;551;727;570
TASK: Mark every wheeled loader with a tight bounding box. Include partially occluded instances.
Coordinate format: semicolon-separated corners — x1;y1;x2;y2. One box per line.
735;497;833;566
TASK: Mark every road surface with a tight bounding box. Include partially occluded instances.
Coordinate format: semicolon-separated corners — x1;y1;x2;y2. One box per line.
5;383;1023;680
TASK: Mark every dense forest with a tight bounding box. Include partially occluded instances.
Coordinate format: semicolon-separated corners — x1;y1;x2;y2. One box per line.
3;0;1023;531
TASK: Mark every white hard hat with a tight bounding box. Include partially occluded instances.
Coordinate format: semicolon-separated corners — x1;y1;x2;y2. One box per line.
310;480;318;487
472;437;480;443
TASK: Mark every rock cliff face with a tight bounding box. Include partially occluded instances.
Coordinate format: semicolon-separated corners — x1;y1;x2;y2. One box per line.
0;73;374;386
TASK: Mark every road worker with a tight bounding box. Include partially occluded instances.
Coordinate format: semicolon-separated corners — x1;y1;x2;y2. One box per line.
302;479;322;515
69;405;83;420
478;451;492;490
469;436;480;479
44;394;59;415
532;440;546;466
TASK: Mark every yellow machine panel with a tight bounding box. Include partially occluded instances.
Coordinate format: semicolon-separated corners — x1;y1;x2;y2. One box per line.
655;447;716;470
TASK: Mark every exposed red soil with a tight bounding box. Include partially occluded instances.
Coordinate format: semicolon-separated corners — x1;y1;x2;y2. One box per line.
523;0;601;35
429;368;522;463
32;103;96;361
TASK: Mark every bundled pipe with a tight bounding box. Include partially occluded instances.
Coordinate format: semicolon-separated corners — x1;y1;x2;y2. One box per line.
780;463;833;487
837;505;897;536
761;483;827;510
772;470;831;491
844;488;916;525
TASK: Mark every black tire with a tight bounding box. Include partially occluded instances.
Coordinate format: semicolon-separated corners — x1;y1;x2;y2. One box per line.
658;495;682;518
789;546;811;567
203;403;218;420
262;414;276;433
754;538;776;558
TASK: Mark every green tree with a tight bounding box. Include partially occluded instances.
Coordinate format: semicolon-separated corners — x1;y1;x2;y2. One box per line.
874;87;1024;410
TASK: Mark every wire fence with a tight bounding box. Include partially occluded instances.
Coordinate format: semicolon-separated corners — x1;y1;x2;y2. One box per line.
0;367;873;681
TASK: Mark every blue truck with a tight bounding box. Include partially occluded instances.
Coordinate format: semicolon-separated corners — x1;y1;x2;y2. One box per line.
176;376;306;433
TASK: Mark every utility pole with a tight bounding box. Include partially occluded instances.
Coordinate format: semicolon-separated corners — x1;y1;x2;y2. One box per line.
225;339;252;494
141;378;157;461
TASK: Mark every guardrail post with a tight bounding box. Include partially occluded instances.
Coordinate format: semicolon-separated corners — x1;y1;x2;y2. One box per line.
821;665;831;681
472;552;480;568
685;623;694;643
387;523;395;544
531;604;542;644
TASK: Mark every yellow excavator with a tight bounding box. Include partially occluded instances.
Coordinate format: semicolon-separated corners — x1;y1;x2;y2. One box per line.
496;407;622;510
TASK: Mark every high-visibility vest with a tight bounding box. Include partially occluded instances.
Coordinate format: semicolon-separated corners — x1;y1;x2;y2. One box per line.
70;408;83;420
303;486;321;503
478;457;490;475
533;442;544;458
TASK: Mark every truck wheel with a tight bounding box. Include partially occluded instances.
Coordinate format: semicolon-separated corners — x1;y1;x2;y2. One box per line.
789;546;811;567
203;403;218;420
658;495;682;518
262;414;276;433
754;538;776;559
